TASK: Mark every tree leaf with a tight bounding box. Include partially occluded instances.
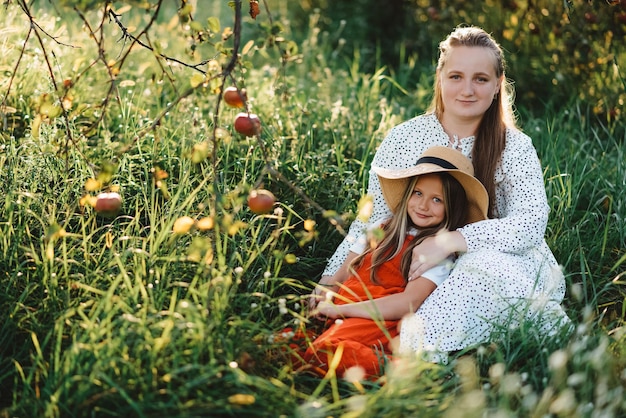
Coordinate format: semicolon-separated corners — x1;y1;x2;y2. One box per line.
207;16;220;33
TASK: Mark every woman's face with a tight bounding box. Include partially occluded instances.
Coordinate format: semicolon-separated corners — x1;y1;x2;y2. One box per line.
407;174;446;228
438;46;502;123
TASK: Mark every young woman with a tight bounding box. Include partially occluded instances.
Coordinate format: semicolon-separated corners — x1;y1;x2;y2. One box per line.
312;26;570;360
297;146;488;378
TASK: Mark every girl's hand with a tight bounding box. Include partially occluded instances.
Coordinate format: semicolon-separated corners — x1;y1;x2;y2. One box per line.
408;231;466;280
309;252;356;309
315;300;342;320
308;279;338;310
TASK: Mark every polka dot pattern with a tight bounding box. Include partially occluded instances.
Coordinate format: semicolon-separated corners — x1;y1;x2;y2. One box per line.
322;113;569;353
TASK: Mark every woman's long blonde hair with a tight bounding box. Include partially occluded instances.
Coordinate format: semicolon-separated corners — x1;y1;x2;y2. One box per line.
351;172;469;284
428;26;516;218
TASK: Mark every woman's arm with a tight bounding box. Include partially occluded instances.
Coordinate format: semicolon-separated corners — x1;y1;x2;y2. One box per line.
316;277;438;321
459;131;550;253
408;132;550;279
408;230;466;280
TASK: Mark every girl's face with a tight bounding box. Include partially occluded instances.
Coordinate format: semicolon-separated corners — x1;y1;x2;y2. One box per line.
407;174;446;228
438;45;502;124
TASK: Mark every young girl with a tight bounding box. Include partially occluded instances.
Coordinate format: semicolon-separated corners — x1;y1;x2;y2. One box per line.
296;146;488;378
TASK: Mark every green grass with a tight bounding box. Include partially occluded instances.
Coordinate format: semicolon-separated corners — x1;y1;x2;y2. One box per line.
1;3;625;417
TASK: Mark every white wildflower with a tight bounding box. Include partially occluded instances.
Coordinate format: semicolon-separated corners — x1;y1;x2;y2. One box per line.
548;350;568;371
343;366;366;383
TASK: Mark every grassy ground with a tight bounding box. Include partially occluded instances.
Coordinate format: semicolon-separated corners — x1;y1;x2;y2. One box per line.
1;3;625;417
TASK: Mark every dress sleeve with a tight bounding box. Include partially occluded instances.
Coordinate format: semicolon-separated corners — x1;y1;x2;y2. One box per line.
457;131;550;254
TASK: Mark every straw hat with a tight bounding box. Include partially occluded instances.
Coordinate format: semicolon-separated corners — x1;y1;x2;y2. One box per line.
373;146;488;224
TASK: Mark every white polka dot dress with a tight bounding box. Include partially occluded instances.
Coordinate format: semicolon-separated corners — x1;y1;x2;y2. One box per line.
322;113;570;355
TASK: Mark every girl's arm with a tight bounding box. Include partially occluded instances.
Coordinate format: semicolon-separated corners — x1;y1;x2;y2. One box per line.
308;251;358;309
316;277;437;321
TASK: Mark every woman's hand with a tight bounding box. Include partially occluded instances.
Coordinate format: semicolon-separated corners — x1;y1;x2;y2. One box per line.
409;231;467;280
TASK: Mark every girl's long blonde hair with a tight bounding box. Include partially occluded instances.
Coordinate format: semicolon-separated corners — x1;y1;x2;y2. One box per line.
351;172;469;284
428;26;516;218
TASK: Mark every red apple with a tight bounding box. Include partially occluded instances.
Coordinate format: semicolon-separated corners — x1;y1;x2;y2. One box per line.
223;86;246;108
247;189;275;214
234;113;261;137
94;192;122;217
584;12;597;23
427;7;439;20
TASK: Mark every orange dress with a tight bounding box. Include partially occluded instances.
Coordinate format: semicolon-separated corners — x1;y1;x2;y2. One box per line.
296;235;414;379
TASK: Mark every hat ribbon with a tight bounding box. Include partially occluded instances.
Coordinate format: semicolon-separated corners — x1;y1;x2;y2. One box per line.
415;156;457;170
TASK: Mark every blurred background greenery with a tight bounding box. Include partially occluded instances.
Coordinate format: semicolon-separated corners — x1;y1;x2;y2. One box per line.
290;0;625;118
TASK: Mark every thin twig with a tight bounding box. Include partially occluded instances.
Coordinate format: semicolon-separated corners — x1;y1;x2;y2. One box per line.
17;0;81;169
1;16;31;131
108;6;212;74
